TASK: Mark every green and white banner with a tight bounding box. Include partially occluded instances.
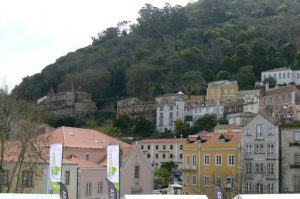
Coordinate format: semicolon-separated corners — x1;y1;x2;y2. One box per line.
50;143;63;191
107;145;120;192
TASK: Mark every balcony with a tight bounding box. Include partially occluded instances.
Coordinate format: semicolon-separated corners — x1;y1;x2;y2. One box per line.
266;153;277;160
266;174;276;180
289;142;300;146
290;164;300;169
181;165;197;170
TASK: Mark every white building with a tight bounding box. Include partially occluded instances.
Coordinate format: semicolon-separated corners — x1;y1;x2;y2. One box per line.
156;92;185;133
238;89;260;114
199;101;224;119
261;67;300;85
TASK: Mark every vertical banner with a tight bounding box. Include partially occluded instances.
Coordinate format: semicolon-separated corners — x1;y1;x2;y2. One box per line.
50;143;63;191
58;182;69;199
106;178;118;199
107;145;120;194
215;185;223;199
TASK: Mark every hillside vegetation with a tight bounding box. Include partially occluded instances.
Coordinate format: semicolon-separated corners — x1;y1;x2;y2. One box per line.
13;0;300;108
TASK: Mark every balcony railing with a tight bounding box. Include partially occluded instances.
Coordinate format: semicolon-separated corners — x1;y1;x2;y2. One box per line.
182;164;197;170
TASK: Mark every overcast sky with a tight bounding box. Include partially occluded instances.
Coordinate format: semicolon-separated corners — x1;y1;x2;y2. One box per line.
0;0;193;91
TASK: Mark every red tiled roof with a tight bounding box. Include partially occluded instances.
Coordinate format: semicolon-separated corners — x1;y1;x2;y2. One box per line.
215;124;241;129
38;126;132;149
202;132;241;143
138;138;186;143
69;156;102;168
264;85;299;96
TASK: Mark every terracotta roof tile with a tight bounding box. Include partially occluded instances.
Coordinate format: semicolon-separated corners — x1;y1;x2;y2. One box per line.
138;138;186;143
38;126;132;149
69;156;102;168
264;85;299;96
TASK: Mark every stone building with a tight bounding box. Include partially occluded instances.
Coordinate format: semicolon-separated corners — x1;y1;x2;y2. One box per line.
37;88;96;117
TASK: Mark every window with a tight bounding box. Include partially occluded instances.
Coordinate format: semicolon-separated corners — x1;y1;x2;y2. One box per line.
186;155;190;166
216;154;222;166
155;154;158;158
255;163;264;173
180;145;183;150
65;171;70;185
267;163;274;175
147;154;150;158
180;154;183;159
204;154;210;165
255;144;264;154
98;181;103;194
22;171;33;187
246;163;252;174
295;176;300;192
295;153;300;165
155;145;159;150
246;128;251;136
256;124;263;139
192;155;196;167
228;155;235;166
141;145;144;150
256;183;263;193
169;112;173;126
216;176;221;187
169;105;173;110
163;154;166;159
170;154;173;159
163;145;166;150
298;73;300;79
160;106;163;111
85;183;92;196
147;145;150;150
0;170;8;186
279;73;282;79
204;176;209;187
283;73;286;78
246;144;252;154
268;127;273;135
85;153;90;160
134;165;140;179
186;175;190;185
170;145;173;150
192;175;196;185
246;182;252;193
295;131;300;141
287;72;290;78
159;113;163;126
267;144;274;155
267;183;274;193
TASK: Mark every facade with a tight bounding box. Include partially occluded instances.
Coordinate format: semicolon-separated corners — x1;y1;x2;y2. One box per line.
241;113;279;194
227;112;255;126
224;99;244;115
38;126;153;198
37;88;96;117
206;80;238;103
214;124;242;134
184;101;202;126
261;67;300;85
137;138;185;169
117;98;156;123
280;126;300;193
156;92;185;133
259;85;300;120
199;101;225;119
182;132;241;199
238;89;260;114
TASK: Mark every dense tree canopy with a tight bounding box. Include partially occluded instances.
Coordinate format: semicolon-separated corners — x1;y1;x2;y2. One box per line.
12;0;300;106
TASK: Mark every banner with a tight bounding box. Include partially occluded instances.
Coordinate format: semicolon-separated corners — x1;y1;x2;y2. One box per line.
215;185;223;199
106;178;118;199
58;182;69;199
107;145;120;192
50;143;63;191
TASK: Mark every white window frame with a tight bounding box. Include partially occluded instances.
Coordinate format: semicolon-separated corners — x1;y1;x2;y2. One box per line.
192;175;197;186
228;154;235;166
204;154;210;165
204;176;210;187
216;154;222;166
192;154;196;167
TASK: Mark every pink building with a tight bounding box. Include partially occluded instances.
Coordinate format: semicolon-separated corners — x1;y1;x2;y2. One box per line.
40;126;153;198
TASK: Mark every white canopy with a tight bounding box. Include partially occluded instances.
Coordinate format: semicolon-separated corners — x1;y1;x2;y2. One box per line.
0;194;59;199
125;195;208;199
232;194;300;199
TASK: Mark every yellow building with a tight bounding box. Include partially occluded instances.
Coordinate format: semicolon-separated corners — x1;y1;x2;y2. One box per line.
182;132;241;199
207;80;238;103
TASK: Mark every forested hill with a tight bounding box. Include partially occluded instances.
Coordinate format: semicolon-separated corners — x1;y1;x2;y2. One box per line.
13;0;300;108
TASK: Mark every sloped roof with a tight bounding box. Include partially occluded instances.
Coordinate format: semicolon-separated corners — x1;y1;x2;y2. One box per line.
208;80;237;86
38;126;132;149
69;155;102;168
262;67;290;72
188;132;241;144
264;85;299;96
138;138;186;144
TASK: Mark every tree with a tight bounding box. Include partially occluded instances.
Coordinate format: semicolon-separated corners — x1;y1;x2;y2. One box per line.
133;117;154;138
216;70;231;80
194;114;217;132
179;71;206;98
154;167;171;188
236;65;256;90
281;42;297;67
0;91;45;192
263;76;277;88
113;116;134;133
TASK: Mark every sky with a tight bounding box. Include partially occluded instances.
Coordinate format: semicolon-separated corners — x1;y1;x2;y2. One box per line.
0;0;193;91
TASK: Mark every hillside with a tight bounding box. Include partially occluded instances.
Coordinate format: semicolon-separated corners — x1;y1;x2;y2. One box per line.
12;0;300;108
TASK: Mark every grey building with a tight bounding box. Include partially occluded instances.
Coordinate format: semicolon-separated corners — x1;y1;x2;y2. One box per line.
242;113;279;194
281;126;300;193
